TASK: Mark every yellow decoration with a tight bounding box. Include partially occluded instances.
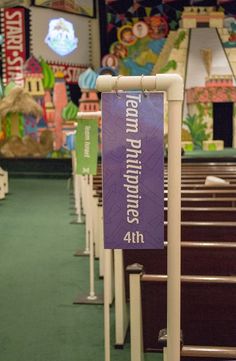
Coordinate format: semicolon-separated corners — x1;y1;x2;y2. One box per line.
54;70;65;78
200;48;212;77
145;7;152;17
24;77;44;97
135;49;158;66
182;128;192;142
117;25;137;47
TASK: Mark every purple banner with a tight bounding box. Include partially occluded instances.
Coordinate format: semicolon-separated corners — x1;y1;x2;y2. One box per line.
102;92;164;249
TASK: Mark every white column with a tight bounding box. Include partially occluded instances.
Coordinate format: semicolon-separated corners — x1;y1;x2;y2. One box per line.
114;250;129;346
167;100;182;361
127;263;144;361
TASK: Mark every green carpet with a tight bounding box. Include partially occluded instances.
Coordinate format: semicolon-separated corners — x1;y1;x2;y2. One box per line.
0;179;162;361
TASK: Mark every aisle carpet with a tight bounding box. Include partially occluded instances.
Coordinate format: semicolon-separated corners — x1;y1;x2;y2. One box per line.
0;179;162;361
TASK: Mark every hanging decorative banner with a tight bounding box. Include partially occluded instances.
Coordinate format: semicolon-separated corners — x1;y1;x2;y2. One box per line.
102;92;164;249
145;7;152;17
76;119;98;175
1;7;27;86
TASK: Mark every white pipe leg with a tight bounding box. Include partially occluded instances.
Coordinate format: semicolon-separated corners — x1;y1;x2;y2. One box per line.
75;175;82;223
87;227;97;300
114;250;129;347
98;205;104;277
81;175;88;216
0;177;5;199
104;249;111;361
107;249;114;305
84;176;90;254
128;264;144;361
167;101;182;361
92;194;100;259
0;169;8;195
164;347;168;361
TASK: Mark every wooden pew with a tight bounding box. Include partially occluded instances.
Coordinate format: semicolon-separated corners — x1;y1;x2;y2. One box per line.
127;266;236;360
181;345;236;360
179;162;236;170
165;189;236;198
124;241;236;276
141;275;236;350
166;198;236;207
142;274;236;351
179;174;236;180
180;184;236;190
123;241;236;299
168;179;236;185
164;222;236;242
93;161;236;349
114;221;236;347
165;207;236;222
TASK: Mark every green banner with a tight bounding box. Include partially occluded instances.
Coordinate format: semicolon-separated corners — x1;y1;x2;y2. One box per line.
76;119;98;175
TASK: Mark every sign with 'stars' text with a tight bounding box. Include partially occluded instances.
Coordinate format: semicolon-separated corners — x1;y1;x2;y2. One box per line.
102;92;164;249
48;62;88;84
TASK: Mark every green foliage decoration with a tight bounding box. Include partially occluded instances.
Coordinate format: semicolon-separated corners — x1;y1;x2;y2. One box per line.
174;31;186;49
183;114;210;150
225;88;232;101
18;113;24;138
159;60;177;73
234;104;236;118
196;102;213;120
39;58;55;90
196;103;205;120
6;113;11;138
62;101;78;121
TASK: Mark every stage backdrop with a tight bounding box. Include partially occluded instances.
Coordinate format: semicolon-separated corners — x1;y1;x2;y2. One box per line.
0;5;96;159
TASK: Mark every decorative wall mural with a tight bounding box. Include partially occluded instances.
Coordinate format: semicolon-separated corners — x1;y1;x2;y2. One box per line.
101;0;236;152
102;0;236;77
106;12;168;76
0;61;101;159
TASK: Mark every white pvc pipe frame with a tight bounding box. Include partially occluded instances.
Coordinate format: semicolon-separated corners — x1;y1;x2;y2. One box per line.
77;111;102;300
77;111;102;119
96;74;184;361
